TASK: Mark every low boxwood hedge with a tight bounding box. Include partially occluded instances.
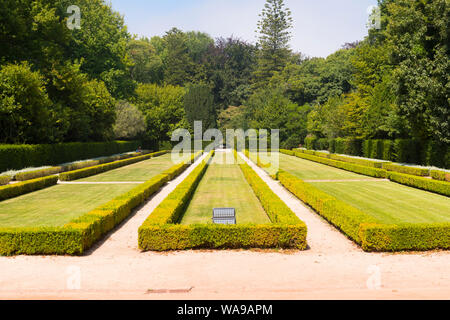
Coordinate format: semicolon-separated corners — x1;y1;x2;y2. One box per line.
15;167;63;181
382;163;430;177
278;170;450;252
0;152;200;256
431;170;450;182
59;151;169;181
387;171;450;197
0;175;11;186
359;223;450;252
293;151;387;178
0;175;58;201
139;151;307;251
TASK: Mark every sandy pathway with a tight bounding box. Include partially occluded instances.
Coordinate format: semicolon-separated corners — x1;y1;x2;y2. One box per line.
0;151;449;300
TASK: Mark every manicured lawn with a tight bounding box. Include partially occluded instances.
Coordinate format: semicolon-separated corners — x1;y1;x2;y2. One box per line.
279;154;450;225
0;184;136;228
79;153;176;182
181;153;270;225
309;181;450;224
279;153;375;181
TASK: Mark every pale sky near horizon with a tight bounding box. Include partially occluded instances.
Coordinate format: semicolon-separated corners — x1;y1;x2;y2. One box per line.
108;0;378;58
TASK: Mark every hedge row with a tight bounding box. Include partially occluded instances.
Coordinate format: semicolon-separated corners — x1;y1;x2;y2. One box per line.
382;163;430;177
13;151;147;182
0;175;11;186
0;153;198;256
305;137;449;168
59;151;168;181
162;151;203;180
431;170;450;182
387;172;450;197
293;151;387;178
359;223;450;252
278;170;450;252
0;141;141;172
139;151;307;251
295;148;386;168
0;175;59;201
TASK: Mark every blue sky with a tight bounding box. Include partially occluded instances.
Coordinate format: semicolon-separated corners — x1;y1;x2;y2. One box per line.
108;0;378;58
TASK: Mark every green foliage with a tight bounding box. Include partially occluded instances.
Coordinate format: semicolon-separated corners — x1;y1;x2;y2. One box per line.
431;170;450;182
135;83;186;145
113;101;146;140
254;0;293;86
0;175;11;186
59;151;168;181
387;171;450;197
382;163;430;177
0;175;58;201
184;83;217;130
293;151;387;178
0;141;140;172
360;223;450;252
15;167;62;181
127;38;164;84
0;62;54;144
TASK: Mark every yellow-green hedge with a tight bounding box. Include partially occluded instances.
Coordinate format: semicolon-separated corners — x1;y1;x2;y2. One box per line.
139;151;307;251
383;163;430;176
431;170;450;182
59;151;168;181
0;175;11;186
387;171;450;197
0;154;198;256
279;170;450;252
294;151;387;178
0;175;58;201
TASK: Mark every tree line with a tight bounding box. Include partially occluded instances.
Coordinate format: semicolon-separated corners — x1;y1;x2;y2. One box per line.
0;0;448;154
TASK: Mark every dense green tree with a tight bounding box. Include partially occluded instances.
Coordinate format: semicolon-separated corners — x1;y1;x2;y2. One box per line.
113;100;146;140
184;83;217;130
0;62;54;143
127;38;164;84
135;83;187;145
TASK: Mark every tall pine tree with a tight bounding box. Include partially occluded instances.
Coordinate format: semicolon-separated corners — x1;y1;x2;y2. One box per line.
254;0;293;87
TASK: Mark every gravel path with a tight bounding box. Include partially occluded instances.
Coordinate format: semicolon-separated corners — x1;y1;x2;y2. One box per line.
0;151;449;300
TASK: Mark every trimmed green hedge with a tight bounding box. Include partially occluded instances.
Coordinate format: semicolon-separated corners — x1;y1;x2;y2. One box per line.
0;175;58;201
0;141;141;172
278;170;377;243
387;171;450;197
431;170;450;182
15;167;63;181
278;170;450;252
59;151;168;181
139;151;307;251
296;148;386;168
0;175;11;186
294;151;387;178
0;153;199;256
359;223;450;252
382;163;430;177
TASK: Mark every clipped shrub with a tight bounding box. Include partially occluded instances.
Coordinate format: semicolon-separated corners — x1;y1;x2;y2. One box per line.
15;167;63;181
59;151;168;181
431;170;450;182
294;151;387;178
359;223;450;252
382;163;430;177
0;175;58;201
0;175;11;186
329;154;385;168
394;139;419;164
387;171;450;197
0;141;141;172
